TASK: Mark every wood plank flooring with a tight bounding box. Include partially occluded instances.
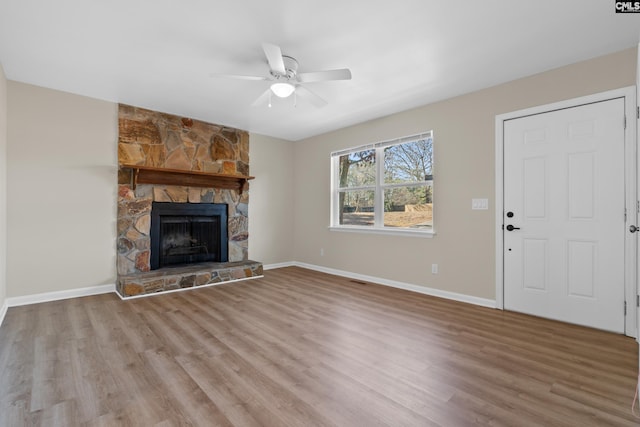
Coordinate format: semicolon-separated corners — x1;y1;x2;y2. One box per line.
1;266;638;426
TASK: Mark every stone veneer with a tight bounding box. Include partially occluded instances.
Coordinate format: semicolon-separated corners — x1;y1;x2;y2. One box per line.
116;104;261;297
118;261;263;297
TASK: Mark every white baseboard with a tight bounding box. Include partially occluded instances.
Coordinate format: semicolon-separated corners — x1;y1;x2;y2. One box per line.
6;283;116;308
263;262;296;270
0;260;495;321
286;262;496;309
0;300;7;328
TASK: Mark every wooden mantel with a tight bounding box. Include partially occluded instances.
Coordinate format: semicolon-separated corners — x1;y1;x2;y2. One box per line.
120;164;255;194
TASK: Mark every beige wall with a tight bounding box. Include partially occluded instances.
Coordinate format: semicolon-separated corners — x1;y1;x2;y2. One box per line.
4;81;295;298
7;82;118;297
0;64;7;310
248;133;295;265
3;47;636;301
293;47;637;300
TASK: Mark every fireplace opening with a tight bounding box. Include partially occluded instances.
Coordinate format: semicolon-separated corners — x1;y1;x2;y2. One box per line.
150;202;228;270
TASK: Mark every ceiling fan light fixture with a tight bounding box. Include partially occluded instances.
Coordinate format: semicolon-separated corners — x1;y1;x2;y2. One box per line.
270;82;295;98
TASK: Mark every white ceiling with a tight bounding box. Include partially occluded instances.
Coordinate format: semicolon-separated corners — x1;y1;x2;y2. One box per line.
1;1;639;141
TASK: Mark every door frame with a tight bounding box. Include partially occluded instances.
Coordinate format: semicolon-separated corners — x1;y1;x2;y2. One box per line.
495;86;637;337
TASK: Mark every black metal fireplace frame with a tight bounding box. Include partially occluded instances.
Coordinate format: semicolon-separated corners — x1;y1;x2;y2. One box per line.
150;202;228;270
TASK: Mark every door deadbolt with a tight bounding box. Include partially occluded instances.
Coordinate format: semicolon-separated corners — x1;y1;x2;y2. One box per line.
630;225;639;233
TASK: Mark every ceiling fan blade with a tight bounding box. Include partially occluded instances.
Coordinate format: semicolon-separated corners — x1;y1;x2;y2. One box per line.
210;73;268;81
298;68;352;83
251;89;272;107
295;86;328;108
262;43;286;75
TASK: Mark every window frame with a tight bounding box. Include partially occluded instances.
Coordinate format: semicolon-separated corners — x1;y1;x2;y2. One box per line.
330;131;434;237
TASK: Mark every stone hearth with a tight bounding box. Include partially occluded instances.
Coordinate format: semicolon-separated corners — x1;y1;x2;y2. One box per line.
116;104;261;298
117;261;263;297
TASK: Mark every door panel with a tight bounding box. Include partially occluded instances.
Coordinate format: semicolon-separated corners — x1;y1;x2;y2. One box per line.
503;98;626;333
522;238;547;291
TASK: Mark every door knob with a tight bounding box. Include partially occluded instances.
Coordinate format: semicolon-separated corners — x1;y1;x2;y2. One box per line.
630;225;639;233
506;224;520;231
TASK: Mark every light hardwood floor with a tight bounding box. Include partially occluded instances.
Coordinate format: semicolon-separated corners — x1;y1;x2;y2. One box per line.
0;266;638;426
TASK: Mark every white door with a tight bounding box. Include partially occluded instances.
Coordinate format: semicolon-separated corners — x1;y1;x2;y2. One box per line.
503;98;627;333
636;42;639;367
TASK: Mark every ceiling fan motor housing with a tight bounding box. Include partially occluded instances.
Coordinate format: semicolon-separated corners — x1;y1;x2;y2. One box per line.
271;55;299;81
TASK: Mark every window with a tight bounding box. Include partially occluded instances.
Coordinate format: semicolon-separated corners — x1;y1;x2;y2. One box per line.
331;132;433;235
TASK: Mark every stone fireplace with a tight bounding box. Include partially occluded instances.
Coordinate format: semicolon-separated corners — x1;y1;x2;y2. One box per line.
116;105;262;297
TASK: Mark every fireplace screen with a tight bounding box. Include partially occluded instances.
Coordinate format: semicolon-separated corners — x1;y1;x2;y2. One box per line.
150;202;228;269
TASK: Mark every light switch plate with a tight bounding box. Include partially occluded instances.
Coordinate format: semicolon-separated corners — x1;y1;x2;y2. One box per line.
472;198;489;210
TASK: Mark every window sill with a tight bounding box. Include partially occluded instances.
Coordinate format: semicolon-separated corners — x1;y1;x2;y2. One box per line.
328;226;435;238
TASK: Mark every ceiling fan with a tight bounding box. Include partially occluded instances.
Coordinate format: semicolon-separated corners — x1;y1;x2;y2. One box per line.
217;43;352;108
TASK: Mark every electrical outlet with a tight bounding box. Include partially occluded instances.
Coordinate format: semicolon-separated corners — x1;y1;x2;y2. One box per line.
472;198;489;210
431;264;438;274
320;248;324;256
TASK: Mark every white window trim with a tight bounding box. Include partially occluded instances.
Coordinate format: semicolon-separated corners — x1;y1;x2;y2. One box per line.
330;131;434;235
328;225;435;238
